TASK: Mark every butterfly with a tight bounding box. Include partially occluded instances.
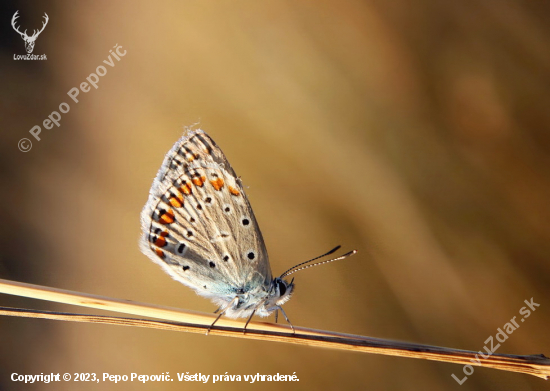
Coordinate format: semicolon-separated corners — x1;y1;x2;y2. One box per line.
140;129;355;333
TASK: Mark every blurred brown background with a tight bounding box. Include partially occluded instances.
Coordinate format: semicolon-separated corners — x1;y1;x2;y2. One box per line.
1;1;549;390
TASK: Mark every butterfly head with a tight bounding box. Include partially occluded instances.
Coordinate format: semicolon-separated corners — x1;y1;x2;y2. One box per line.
268;277;294;308
220;277;294;319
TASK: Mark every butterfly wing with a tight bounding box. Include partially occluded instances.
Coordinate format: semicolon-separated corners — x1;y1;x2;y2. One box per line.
140;129;272;310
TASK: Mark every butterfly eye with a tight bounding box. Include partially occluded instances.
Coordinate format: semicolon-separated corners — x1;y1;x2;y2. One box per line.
277;280;287;296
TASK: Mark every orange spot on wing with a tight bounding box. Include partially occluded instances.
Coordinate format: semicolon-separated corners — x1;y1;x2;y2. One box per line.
169;194;184;208
158;209;175;224
210;177;224;191
192;176;206;187
180;181;192;195
155;248;165;258
154;234;167;247
228;186;240;196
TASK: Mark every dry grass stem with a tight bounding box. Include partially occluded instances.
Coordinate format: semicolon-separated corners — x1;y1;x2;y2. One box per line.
0;278;548;379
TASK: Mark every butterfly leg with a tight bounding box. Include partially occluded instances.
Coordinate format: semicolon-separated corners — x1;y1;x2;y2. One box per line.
207;312;224;335
275;309;279;324
242;310;256;335
207;296;239;335
277;306;295;334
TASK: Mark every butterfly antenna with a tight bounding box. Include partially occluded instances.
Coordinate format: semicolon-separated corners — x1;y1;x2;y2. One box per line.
281;250;356;278
280;247;357;278
279;245;341;278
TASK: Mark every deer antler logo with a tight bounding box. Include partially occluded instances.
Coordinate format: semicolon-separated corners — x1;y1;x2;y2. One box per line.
11;11;49;54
